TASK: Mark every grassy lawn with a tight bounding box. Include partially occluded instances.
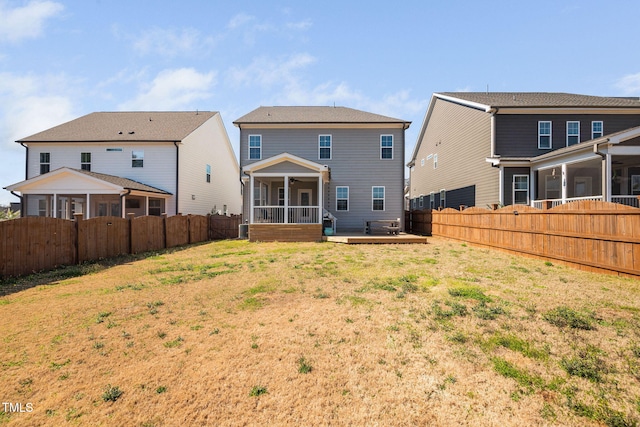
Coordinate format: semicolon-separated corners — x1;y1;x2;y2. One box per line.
1;237;639;426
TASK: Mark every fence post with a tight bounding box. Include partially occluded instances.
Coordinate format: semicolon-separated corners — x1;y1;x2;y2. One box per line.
126;213;135;254
74;213;83;265
187;214;192;245
161;213;168;249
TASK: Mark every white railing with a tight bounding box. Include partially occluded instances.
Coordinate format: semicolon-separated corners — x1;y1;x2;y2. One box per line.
252;206;319;224
611;196;640;208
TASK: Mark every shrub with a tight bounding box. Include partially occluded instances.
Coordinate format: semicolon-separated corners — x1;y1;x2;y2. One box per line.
543;306;596;330
102;384;123;402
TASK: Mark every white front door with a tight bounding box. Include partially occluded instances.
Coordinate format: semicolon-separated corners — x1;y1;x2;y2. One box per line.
298;189;312;222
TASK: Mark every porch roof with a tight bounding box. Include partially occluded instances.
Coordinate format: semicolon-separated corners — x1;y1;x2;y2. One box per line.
4;167;172;197
242;153;330;179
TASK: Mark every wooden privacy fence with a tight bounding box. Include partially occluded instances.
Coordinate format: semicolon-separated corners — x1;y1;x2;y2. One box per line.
405;210;432;236
431;200;640;277
0;213;242;279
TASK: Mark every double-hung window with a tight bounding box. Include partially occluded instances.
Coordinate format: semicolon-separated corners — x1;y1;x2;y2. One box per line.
319;135;332;160
336;186;349;211
380;135;393;159
538;121;552;149
566;121;580;146
40;153;50;174
132;150;144;167
372;186;385;211
206;164;211;183
81;152;91;171
513;175;529;204
249;135;262;160
592;121;603;139
439;189;446;209
419;195;424;208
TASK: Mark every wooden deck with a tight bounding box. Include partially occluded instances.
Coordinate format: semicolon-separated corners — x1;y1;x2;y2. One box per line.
323;233;428;244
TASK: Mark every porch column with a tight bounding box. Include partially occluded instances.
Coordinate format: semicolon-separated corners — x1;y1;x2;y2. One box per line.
284;174;289;224
53;193;57;218
249;174;255;223
121;195;126;218
145;196;149;216
561;163;568;203
529;169;535;207
86;193;90;219
317;175;322;223
604;153;611;202
498;166;504;205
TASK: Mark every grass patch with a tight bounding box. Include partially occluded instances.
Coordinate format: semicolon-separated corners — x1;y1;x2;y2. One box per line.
485;333;549;360
297;357;313;374
492;357;545;390
432;300;467;319
249;385;268;397
543;306;597;330
448;285;492;302
101;384;123;402
560;345;607;382
239;297;263;310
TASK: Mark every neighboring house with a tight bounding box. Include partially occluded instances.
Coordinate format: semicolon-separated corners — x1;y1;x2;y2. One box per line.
233;106;411;241
408;92;640;210
4;111;241;218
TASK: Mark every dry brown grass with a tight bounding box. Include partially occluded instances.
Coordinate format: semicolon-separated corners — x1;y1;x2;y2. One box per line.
1;237;640;426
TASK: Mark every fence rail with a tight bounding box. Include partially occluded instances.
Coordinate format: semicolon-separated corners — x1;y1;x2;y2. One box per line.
0;213;242;279
424;200;640;277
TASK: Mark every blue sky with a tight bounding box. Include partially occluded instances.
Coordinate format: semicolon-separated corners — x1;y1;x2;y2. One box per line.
2;0;640;205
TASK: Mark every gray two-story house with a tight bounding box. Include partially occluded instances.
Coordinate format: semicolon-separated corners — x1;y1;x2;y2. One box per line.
408;92;640;210
234;106;411;241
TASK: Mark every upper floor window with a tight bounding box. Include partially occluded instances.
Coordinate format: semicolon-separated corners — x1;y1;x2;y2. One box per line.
380;135;393;159
336;186;349;211
319;135;332;160
372;186;385;211
538;121;552;149
592;121;603;139
81;152;91;171
206;164;211;183
132;150;144;167
249;135;262;160
420;158;425;167
433;154;438;169
40;152;50;174
567;121;580;146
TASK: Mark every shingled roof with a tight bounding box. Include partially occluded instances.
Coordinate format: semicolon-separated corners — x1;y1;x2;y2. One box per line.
437;92;640;109
73;168;171;194
17;111;218;143
234;106;410;127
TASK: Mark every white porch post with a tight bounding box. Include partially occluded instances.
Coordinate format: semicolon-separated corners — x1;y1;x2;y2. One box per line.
250;174;255;224
529;169;535;207
498;166;504;205
604;153;612;202
561;163;568;203
284;174;289;224
86;193;90;219
317;174;323;223
52;193;57;218
145;196;149;216
121;195;126;218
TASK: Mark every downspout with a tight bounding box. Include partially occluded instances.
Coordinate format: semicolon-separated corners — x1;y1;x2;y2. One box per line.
120;189;131;218
20;142;28;215
174;141;179;215
488;108;498;158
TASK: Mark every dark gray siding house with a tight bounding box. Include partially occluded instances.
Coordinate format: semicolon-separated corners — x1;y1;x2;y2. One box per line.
408;92;640;210
234;106;410;241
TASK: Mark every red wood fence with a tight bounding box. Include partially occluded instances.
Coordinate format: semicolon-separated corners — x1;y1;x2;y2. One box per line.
0;214;242;279
429;201;640;278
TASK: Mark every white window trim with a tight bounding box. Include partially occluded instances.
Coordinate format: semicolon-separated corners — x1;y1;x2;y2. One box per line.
439;189;446;209
132;150;144;168
433;154;438;169
419;195;423;208
372;186;385;211
206;164;211;183
420;158;425;167
591;121;603;139
336;185;349;211
248;134;262;160
380;135;393;160
512;174;529;205
566;121;580;146
319;134;332;160
40;152;50;174
429;192;435;209
538;121;552;149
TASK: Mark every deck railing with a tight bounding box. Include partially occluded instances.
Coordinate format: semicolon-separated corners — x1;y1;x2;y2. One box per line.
253;206;319;224
532;196;602;209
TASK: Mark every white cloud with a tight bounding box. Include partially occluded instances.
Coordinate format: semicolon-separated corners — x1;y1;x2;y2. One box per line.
286;19;312;31
227;53;316;88
131;27;219;57
0;0;64;43
119;68;217;110
227;13;254;29
615;72;640;96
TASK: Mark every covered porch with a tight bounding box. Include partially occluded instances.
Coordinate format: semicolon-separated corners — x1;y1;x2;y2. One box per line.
242;153;331;242
4;167;172;219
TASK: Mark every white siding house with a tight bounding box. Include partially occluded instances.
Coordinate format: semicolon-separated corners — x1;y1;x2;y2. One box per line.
5;111;241;218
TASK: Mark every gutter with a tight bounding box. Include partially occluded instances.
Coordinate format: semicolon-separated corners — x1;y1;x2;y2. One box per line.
488;108;498;158
174;141;179;215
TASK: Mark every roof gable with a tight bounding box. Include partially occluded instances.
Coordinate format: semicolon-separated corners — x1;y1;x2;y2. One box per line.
243;153;329;174
17;111;218;143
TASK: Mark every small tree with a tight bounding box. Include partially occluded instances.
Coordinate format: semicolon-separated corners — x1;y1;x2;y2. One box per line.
0;207;20;221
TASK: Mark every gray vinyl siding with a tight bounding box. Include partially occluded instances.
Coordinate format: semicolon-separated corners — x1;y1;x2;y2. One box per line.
495;114;640;157
240;127;405;231
410;98;498;208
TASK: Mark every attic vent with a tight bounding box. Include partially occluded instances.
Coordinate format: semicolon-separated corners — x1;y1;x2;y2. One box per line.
128;131;135;134
118;131;123;134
